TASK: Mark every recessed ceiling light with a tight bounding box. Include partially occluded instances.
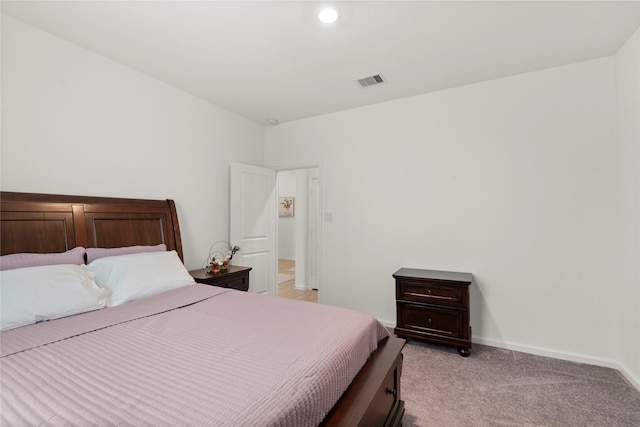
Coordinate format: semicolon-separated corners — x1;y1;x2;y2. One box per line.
318;8;338;24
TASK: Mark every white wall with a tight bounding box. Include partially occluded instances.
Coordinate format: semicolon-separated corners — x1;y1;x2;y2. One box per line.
265;57;631;369
615;28;640;384
2;10;638;387
277;171;296;260
0;15;264;270
292;168;309;290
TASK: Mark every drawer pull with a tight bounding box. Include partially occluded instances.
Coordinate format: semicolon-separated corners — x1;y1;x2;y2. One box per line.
405;292;454;301
428;318;432;324
408;324;454;336
385;388;397;399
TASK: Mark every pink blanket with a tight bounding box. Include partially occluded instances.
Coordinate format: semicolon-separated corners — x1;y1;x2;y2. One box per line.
1;285;389;426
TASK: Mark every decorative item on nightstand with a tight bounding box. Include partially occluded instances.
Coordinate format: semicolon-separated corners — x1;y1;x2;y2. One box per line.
205;241;240;274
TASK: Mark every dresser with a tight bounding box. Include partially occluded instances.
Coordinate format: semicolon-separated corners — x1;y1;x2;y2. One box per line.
189;265;252;292
394;268;473;357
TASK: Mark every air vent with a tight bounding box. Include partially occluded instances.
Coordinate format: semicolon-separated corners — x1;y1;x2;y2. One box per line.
356;74;385;88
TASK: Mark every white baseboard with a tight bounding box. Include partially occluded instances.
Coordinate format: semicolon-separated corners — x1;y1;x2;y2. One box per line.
472;337;640;391
378;319;396;328
619;365;640;393
473;336;640;393
377;319;640;394
473;336;618;367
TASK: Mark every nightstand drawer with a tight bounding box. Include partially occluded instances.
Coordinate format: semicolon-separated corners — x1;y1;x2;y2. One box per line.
214;276;247;291
397;303;464;339
397;280;465;308
189;266;251;292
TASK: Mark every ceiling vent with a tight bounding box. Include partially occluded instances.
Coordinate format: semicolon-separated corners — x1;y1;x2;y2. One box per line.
356;74;385;88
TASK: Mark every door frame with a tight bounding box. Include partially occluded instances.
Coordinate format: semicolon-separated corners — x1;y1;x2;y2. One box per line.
272;161;323;304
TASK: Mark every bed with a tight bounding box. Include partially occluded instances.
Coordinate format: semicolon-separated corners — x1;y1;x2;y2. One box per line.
0;191;405;426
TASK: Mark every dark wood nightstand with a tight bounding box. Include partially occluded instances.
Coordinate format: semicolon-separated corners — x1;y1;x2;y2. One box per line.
394;268;473;357
189;265;252;292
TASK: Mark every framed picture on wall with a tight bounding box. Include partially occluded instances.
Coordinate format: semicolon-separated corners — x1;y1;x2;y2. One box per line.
279;197;295;217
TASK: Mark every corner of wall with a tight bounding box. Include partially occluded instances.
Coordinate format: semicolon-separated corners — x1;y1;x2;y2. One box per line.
615;25;640;386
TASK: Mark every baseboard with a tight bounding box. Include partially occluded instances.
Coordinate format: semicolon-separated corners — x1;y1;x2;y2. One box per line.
472;336;640;393
378;319;396;329
618;365;640;393
378;318;640;394
473;336;619;367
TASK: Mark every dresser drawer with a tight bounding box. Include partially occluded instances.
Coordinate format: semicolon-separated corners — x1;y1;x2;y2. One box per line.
397;280;466;308
397;303;464;339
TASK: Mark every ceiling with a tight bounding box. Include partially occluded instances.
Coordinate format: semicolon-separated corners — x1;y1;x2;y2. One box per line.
2;1;638;125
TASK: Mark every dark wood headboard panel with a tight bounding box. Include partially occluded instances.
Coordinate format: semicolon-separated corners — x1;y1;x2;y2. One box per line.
0;192;184;260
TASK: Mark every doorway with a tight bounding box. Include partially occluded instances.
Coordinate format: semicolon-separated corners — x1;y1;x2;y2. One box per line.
276;167;320;303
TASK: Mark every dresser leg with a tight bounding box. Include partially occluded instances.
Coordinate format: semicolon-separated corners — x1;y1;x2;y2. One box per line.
457;347;471;357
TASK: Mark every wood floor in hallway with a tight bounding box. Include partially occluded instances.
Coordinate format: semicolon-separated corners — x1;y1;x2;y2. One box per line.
278;259;317;303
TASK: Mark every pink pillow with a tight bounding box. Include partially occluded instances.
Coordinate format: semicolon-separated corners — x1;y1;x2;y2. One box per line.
86;244;167;264
0;247;86;271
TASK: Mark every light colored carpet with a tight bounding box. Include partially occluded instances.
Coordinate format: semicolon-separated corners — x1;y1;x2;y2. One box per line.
400;340;640;426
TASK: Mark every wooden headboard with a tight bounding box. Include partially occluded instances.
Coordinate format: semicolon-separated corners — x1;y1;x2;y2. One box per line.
0;192;184;260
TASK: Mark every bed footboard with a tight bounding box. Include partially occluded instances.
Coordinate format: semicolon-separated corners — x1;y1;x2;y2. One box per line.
322;335;405;427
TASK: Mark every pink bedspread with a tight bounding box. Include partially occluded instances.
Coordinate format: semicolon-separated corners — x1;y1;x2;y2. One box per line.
1;285;389;426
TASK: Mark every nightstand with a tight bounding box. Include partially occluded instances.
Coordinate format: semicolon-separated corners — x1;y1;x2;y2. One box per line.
189;265;252;292
394;268;473;357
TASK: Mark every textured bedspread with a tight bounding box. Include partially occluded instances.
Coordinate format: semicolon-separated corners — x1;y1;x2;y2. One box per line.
0;285;389;426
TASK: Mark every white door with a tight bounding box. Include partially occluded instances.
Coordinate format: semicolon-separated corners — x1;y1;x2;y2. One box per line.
230;162;276;295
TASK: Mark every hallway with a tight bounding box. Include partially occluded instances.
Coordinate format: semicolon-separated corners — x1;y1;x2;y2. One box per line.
278;259;317;303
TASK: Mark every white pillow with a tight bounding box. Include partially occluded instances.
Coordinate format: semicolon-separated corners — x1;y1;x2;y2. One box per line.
87;250;195;307
0;264;108;331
